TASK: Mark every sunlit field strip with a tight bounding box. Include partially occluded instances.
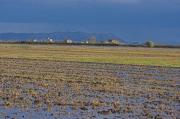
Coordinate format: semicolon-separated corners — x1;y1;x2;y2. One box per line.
0;44;180;67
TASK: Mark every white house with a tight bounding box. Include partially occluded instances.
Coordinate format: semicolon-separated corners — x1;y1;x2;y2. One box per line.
64;39;73;43
48;38;54;43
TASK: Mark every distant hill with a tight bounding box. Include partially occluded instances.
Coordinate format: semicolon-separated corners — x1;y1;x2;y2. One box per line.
0;32;123;43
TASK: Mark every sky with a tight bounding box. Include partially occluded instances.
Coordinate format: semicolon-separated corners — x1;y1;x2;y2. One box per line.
0;0;180;44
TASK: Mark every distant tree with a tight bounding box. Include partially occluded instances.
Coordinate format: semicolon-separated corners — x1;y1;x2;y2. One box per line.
145;41;154;48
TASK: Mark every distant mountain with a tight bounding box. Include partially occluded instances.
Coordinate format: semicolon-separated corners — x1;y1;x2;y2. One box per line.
0;32;123;43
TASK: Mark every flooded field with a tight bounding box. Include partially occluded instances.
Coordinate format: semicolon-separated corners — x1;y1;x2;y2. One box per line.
0;58;179;119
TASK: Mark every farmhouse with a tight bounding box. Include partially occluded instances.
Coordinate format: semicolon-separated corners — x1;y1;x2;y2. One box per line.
101;39;120;45
86;36;96;44
48;38;54;43
107;39;120;44
64;39;73;43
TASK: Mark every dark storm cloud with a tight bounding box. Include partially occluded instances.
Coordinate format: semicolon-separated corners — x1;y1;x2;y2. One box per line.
0;0;179;44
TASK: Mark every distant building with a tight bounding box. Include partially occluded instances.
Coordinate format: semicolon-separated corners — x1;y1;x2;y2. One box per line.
86;36;96;44
85;40;89;44
33;39;37;42
101;40;109;44
64;39;73;44
107;39;120;45
48;38;54;43
100;39;120;45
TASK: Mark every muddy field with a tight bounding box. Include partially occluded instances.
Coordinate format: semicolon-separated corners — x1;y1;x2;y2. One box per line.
0;58;180;119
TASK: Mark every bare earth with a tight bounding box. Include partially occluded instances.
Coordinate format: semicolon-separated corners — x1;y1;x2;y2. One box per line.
0;58;179;119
